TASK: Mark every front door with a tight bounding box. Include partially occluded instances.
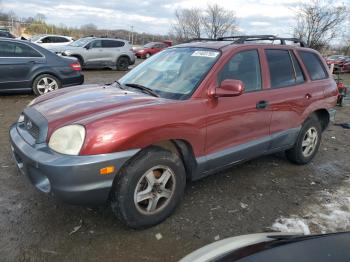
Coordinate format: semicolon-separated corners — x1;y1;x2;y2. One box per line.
204;48;272;172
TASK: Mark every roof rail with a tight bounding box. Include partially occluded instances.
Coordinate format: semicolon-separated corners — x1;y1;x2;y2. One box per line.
218;35;307;47
188;38;216;42
188;35;307;47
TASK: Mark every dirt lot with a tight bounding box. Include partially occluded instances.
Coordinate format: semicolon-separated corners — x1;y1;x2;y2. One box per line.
1;69;350;261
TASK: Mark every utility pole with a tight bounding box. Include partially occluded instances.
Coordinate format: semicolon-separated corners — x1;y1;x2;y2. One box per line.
131;25;134;45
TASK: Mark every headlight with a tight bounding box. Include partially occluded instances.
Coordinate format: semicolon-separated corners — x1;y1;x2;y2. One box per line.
18;114;25;123
63;50;72;56
48;125;85;155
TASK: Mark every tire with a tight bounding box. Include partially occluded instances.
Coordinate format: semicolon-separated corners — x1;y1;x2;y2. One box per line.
145;53;151;59
286;115;322;165
74;56;84;67
110;146;186;229
116;56;130;71
32;74;61;96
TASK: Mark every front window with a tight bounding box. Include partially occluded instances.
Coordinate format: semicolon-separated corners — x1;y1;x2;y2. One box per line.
119;47;220;100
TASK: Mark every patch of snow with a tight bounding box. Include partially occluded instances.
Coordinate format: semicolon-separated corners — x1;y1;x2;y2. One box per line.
272;178;350;234
272;217;310;235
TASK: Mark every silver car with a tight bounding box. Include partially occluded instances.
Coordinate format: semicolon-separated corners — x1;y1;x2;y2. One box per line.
50;37;136;70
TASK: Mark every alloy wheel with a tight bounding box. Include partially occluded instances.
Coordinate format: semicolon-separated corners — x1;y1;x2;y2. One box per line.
36;77;59;94
301;127;318;157
134;165;176;215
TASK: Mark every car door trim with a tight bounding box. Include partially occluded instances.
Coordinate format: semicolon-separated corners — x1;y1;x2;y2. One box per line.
192;127;301;180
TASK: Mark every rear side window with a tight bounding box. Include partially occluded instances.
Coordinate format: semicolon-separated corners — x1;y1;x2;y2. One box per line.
266;49;304;88
54;37;70;43
0;41;41;57
102;40;125;48
218;49;262;92
299;51;328;80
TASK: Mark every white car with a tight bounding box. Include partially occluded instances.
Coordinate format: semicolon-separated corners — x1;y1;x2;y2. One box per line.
30;34;73;49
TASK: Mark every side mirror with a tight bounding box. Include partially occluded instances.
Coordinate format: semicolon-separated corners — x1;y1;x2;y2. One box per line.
85;45;91;50
208;79;245;98
37;40;43;44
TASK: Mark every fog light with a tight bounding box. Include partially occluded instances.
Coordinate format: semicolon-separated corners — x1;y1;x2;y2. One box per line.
100;166;115;175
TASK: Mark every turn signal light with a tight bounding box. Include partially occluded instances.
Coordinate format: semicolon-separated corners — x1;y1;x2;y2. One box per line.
100;166;115;175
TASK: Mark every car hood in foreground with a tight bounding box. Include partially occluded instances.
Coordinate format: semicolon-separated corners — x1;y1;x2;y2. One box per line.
30;84;165;125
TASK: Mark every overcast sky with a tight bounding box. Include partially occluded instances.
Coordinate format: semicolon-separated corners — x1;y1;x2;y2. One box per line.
1;0;348;36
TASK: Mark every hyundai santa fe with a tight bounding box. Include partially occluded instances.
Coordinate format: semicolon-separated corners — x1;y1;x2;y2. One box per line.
10;35;338;228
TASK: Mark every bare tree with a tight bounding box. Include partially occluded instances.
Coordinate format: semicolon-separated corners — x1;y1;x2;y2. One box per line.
293;0;348;50
202;3;237;39
34;13;46;23
172;8;202;41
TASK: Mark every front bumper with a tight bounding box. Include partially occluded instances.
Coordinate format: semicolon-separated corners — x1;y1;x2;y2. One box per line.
9;123;139;205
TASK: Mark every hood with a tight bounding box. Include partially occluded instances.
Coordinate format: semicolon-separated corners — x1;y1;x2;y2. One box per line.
31;84;164;126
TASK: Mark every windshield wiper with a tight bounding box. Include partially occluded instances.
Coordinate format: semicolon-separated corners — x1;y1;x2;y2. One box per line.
124;83;159;97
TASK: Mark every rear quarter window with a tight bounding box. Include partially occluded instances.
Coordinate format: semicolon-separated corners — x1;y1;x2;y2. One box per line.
298;51;328;81
102;40;125;48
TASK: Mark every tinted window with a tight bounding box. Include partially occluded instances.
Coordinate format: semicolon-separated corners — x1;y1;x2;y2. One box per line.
266;49;303;88
54;37;70;43
0;41;41;57
299;51;328;80
41;37;54;43
102;40;125;48
218;50;262;92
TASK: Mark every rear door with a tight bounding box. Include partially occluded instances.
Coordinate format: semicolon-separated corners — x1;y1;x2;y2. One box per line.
204;47;272;171
0;41;45;91
101;40;125;65
264;48;325;150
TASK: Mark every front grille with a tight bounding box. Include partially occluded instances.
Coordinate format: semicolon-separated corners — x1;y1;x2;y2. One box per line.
23;115;40;140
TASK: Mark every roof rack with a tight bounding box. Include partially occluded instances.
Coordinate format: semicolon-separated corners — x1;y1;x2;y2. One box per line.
219;35;307;47
188;35;307;47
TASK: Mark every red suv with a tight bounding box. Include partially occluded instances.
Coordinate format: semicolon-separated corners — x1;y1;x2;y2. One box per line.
10;36;338;229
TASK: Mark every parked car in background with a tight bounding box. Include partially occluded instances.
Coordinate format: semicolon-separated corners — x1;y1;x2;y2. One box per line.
332;56;350;73
135;41;171;58
0;37;84;95
180;232;350;262
50;37;135;70
10;35;337;229
30;34;74;48
325;55;350;72
0;30;15;39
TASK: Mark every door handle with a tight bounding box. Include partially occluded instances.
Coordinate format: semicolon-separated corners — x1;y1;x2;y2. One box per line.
256;100;269;109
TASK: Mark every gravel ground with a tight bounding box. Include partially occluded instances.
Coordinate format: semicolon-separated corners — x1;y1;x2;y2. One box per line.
1;68;350;261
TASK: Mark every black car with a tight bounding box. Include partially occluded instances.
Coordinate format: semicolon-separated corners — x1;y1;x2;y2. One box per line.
0;31;15;38
181;232;350;262
0;37;84;95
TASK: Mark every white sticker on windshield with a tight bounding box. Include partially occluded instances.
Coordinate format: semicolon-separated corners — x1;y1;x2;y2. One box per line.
191;50;219;58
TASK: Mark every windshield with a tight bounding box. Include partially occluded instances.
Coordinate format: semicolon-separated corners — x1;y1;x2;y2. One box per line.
30;35;43;42
119;47;220;100
69;38;92;47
